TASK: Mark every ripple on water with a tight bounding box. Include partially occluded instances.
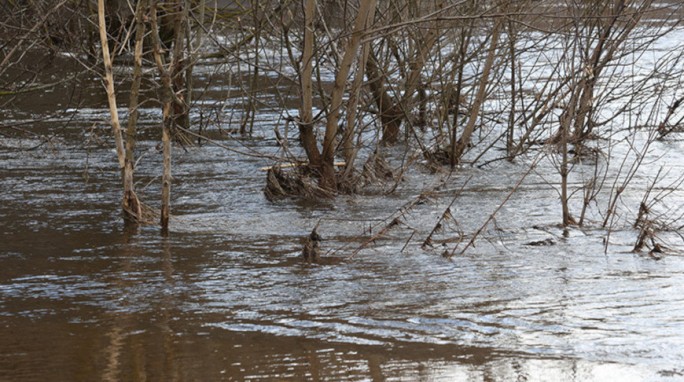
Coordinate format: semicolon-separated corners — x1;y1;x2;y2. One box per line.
3;45;684;380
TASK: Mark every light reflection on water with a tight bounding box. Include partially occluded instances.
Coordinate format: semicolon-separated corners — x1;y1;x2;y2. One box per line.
2;162;684;381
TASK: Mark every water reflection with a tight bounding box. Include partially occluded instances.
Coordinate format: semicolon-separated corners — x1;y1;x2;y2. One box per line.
2;215;683;380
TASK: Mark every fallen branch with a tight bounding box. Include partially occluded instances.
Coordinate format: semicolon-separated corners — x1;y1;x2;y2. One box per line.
447;154;541;258
422;176;471;252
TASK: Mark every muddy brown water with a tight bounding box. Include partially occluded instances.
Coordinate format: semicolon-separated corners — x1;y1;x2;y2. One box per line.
2;57;684;381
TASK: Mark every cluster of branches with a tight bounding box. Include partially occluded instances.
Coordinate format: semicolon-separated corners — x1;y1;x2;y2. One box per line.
1;0;215;232
252;0;684;256
3;0;684;248
254;0;684;228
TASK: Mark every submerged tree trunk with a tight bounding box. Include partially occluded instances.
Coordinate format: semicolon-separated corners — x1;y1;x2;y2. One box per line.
98;0;143;222
319;0;377;191
150;0;187;232
365;2;442;145
365;53;404;145
150;2;173;232
161;111;172;233
506;19;517;161
341;4;376;178
451;18;502;164
449;23;472;167
122;0;148;222
559;100;574;227
299;0;322;170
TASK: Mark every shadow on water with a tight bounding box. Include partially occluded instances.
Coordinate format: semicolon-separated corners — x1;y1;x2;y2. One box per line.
2;58;684;381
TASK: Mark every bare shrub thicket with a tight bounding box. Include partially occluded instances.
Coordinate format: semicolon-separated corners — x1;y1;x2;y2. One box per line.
3;0;684;252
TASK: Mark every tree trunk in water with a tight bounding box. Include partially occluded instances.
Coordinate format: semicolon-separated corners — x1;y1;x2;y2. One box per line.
319;0;377;191
506;19;517;161
365;54;403;144
299;0;322;170
560;111;572;227
449;24;470;167
98;0;143;222
150;0;184;233
559;84;580;227
341;4;376;177
122;0;148;222
161;108;172;233
451;18;502;164
364;2;441;145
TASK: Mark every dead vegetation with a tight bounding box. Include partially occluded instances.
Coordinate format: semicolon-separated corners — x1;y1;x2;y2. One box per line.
3;0;684;258
302;225;323;263
264;166;333;201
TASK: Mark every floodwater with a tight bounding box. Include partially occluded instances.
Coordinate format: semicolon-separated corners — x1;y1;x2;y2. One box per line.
2;49;684;381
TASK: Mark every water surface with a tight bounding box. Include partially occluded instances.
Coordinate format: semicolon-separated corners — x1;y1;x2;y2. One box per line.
2;51;684;382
